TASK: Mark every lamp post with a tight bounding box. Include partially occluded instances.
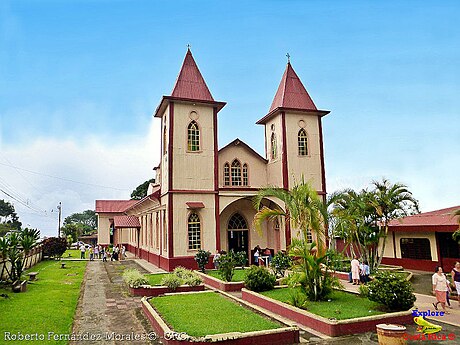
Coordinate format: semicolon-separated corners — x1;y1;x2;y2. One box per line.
57;202;62;237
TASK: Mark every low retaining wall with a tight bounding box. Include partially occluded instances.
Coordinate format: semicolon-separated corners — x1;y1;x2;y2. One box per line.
142;293;300;345
130;284;205;297
195;271;245;292
241;288;413;337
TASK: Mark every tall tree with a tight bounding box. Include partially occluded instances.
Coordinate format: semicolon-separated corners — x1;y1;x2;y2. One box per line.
0;200;22;236
62;210;97;237
130;179;155;200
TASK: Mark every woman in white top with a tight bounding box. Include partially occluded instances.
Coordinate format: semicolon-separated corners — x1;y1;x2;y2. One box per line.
351;256;361;285
432;266;451;313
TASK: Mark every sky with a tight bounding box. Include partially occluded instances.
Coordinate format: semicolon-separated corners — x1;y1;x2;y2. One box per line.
1;0;459;238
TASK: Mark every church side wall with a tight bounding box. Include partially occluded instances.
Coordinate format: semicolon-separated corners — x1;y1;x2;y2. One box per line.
265;117;284;187
97;214;111;245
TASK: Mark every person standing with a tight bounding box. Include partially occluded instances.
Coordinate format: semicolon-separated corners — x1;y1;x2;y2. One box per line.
94;245;99;260
89;246;94;261
102;247;107;262
451;261;460;307
432;266;451;313
360;260;370;284
79;243;86;259
351;256;361;285
253;246;260;266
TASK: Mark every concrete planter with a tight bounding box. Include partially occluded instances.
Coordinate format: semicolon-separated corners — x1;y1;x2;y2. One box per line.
141;292;300;345
129;284;205;297
195;271;245;292
241;288;414;337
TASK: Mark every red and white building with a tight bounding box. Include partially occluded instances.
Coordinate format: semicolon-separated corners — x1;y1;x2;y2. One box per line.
381;206;460;272
95;49;330;271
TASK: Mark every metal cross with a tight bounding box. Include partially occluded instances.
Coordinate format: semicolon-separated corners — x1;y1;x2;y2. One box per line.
286;53;290;63
187;44;191;50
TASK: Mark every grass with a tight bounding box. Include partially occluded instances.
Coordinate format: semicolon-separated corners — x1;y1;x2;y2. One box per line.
146;273;168;286
206;268;247;282
150;292;281;337
63;249;83;259
0;260;87;344
261;287;385;320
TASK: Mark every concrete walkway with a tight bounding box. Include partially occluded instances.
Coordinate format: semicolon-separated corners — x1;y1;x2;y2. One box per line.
71;260;160;345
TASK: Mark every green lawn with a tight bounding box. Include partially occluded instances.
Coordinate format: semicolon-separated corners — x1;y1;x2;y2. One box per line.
206;269;247;282
63;249;83;259
0;260;87;344
150;292;281;337
146;273;168;286
261;288;385;320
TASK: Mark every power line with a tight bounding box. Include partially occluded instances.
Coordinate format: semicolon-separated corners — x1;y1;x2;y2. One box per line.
0;161;129;191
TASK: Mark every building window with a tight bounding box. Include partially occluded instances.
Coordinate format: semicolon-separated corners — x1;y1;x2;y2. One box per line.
298;128;308;156
231;160;242;186
228;213;248;230
271;133;277;160
187;121;200;151
163;124;167;156
155;212;159;249
400;238;432;260
188;213;201;250
224;163;230;186
242;164;248;186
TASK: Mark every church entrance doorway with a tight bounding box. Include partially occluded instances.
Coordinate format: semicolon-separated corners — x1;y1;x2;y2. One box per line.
227;213;249;257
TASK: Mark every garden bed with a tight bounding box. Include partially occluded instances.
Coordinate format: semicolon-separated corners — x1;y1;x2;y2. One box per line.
130;284;205;297
242;288;413;337
196;270;245;292
142;291;299;345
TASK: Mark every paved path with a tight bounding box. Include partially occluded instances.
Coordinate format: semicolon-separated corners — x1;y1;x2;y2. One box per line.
71;260;161;345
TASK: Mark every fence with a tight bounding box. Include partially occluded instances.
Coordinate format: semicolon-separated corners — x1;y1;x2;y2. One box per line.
0;245;43;281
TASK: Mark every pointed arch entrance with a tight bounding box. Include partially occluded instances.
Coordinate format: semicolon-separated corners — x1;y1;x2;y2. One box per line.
227;213;248;255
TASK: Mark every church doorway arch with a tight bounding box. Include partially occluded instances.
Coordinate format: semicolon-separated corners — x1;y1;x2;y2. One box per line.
227;213;249;257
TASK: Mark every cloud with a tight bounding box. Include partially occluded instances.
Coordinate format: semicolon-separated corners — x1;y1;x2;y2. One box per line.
0;118;161;237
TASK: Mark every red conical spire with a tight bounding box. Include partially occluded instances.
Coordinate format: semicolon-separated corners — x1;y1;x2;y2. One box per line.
171;48;214;101
269;62;317;112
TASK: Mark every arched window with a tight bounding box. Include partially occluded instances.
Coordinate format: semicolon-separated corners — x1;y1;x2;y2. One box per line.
188;213;201;250
163;124;167;156
298;128;308;156
188;121;200;151
242;164;248;186
274;218;280;231
228;213;248;230
224;163;230;186
231;160;241;186
271;133;277;160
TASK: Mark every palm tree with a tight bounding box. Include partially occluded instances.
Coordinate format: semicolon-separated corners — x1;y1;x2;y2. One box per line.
253;177;327;253
370;178;419;268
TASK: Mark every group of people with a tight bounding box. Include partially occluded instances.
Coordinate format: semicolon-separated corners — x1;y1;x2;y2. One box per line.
350;256;370;285
78;243;125;262
253;245;272;266
432;261;460;314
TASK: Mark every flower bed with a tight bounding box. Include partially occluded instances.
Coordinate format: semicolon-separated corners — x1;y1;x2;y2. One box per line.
195;270;245;292
142;291;300;345
130;284;204;297
241;288;413;337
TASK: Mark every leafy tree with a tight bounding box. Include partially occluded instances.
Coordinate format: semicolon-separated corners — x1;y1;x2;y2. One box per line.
62;210;97;237
130;179;155;200
42;237;67;258
0;200;22;236
194;249;211;273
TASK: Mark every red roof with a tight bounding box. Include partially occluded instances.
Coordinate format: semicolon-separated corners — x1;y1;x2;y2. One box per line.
171;48;214;102
389;206;460;230
113;216;141;228
269;62;317;112
95;200;137;213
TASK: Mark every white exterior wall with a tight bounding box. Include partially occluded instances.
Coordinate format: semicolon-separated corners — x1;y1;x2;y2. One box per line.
265;116;284;187
381;231;438;261
97;214;112;245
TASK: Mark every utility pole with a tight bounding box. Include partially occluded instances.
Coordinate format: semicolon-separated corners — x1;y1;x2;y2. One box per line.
57;202;62;237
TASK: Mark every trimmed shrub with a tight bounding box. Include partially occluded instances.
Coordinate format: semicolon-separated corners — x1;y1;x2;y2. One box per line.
122;269;148;288
217;252;236;282
234;250;248;268
367;271;416;311
184;275;202;287
42;237;67;258
270;251;292;277
161;274;182;291
358;284;369;298
244;266;276;292
194;250;211;273
172;267;202;286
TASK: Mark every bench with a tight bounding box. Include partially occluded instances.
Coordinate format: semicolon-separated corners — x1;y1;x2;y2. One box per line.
27;272;39;281
60;262;66;269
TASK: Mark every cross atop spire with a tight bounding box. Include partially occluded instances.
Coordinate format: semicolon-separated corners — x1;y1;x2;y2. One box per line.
286;53;290;63
187;44;191;51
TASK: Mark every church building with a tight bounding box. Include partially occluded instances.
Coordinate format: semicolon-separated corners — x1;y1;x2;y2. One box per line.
95;49;330;271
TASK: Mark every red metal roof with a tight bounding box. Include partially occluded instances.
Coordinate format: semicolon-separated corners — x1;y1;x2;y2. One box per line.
389;206;460;229
95;200;137;213
171;48;214;102
113;215;141;228
269;62;317;112
186;202;205;209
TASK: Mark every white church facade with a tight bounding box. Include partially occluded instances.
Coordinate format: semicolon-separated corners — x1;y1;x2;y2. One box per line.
95;49;330;271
